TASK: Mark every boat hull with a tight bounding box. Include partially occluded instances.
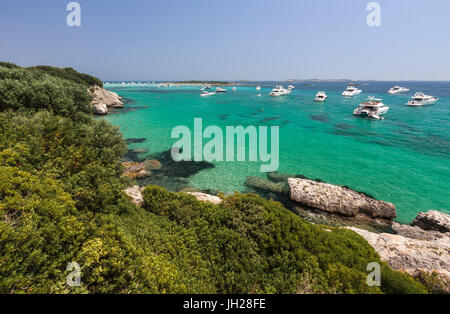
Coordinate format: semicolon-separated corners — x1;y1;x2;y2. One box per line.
406;98;438;106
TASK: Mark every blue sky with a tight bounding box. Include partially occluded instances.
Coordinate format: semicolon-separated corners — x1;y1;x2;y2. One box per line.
1;0;449;81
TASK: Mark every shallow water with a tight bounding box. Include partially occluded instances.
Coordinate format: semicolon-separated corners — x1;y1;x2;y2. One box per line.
104;82;450;223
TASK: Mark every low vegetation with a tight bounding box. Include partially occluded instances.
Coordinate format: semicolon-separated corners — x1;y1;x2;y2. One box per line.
0;63;428;294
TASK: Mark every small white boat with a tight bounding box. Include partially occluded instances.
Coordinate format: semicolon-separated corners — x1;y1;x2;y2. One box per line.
200;91;216;97
288;85;295;90
388;86;410;94
342;84;362;97
270;85;290;96
256;86;261;91
407;92;438;106
215;87;227;93
314;91;328;102
232;86;237;91
353;97;389;119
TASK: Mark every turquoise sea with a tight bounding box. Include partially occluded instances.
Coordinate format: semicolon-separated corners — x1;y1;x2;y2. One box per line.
103;82;449;223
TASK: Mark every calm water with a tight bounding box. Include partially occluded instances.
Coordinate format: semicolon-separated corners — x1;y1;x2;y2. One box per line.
104;81;450;223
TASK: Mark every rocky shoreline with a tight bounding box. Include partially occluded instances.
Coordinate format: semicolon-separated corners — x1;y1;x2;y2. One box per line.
349;211;450;293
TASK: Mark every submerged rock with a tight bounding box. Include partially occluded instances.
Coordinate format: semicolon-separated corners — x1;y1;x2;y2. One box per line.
122;161;151;179
185;192;223;205
126;138;147;144
144;159;163;170
244;176;289;195
124;185;144;206
411;210;450;233
348;227;450;284
288;178;396;219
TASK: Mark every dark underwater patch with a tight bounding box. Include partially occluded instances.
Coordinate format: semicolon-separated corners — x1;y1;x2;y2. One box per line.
217;114;229;120
126;138;147;144
309;113;329;123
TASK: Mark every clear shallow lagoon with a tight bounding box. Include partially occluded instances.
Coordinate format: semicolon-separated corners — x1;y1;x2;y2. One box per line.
104;82;450;223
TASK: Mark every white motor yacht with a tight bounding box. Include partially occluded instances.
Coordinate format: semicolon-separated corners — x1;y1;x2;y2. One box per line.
256;86;261;91
270;85;290;96
288;85;295;90
406;92;438;106
314;91;328;102
215;87;227;93
342;84;362;97
200;91;216;97
388;86;410;94
353;97;389;119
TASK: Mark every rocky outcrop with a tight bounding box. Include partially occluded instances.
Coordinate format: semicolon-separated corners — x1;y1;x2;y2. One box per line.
91;85;123;115
124;185;144;206
411;210;450;233
122;162;151;179
93;103;108;115
185;192;223;205
392;222;449;241
287;178;396;219
348;226;450;281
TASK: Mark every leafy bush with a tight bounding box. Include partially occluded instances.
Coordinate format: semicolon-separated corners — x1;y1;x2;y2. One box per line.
0;66;93;122
30;66;103;88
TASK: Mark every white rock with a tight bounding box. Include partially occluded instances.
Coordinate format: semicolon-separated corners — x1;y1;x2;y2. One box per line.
93;103;108;115
92;85;123;108
185;192;222;205
287;178;396;219
125;185;144;206
348;227;450;279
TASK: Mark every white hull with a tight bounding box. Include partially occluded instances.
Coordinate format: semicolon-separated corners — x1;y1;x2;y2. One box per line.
354;106;389;118
406;99;437;106
388;89;410;94
343;90;362;97
200;92;216;97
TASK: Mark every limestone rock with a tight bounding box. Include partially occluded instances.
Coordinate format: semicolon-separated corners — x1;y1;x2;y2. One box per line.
392;222;449;241
411;210;450;233
92;85;123;108
124;185;144;206
287;178;396;219
122;162;151;179
348;227;450;280
93;103;108;115
185;192;222;205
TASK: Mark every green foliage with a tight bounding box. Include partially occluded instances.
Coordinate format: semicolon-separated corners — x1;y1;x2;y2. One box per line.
29;66;103;88
0;62;428;294
0;65;93;122
0;62;19;69
142;187;427;294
